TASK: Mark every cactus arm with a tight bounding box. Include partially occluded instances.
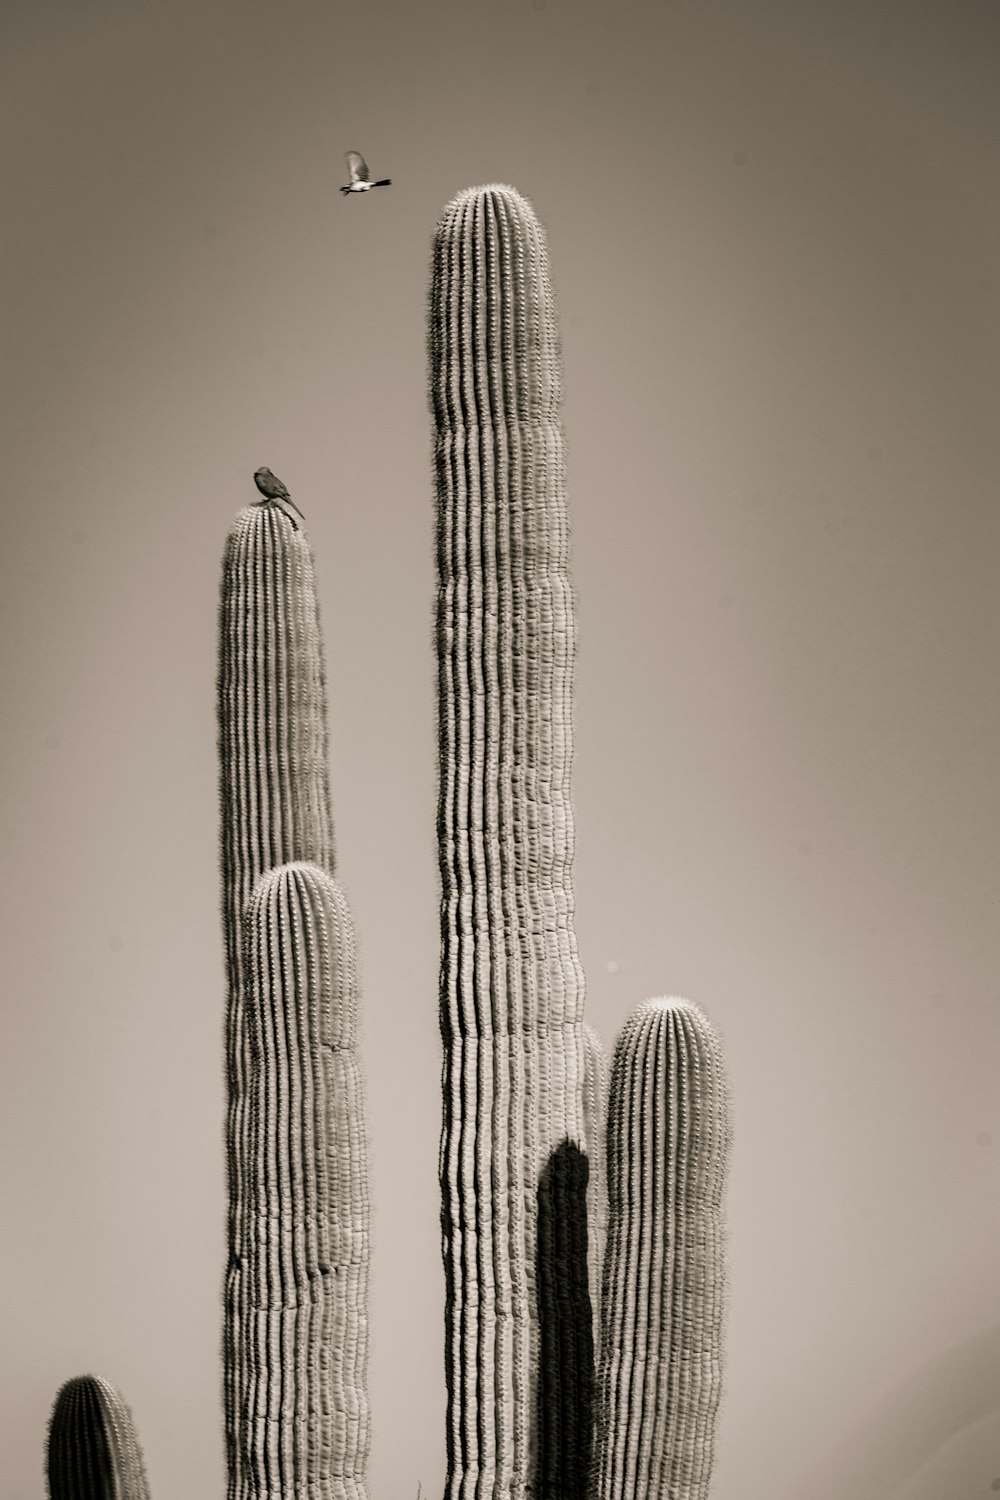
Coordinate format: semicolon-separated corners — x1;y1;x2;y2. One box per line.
238;860;370;1500
595;998;731;1500
46;1375;151;1500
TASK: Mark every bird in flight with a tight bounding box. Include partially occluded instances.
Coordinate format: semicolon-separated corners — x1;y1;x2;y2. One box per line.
340;150;391;195
253;466;305;520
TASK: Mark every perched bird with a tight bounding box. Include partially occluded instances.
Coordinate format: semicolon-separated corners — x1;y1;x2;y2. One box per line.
340;150;391;195
253;466;305;520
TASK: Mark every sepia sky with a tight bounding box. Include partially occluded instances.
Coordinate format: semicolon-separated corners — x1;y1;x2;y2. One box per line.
2;1;999;1497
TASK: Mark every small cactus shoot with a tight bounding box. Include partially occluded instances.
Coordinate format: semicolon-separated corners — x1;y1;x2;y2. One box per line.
238;861;371;1500
46;1375;151;1500
595;998;732;1500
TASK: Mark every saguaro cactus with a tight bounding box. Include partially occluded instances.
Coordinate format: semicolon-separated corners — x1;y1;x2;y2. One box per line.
46;1374;150;1500
239;860;370;1500
217;501;341;1499
430;183;590;1500
595;998;731;1500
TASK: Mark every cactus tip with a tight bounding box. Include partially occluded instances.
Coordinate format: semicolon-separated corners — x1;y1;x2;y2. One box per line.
439;181;537;224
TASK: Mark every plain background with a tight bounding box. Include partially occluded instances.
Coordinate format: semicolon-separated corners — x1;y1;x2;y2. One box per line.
2;1;998;1496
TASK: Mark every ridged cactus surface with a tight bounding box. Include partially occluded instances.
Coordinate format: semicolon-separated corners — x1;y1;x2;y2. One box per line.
595;998;731;1500
46;1375;150;1500
581;1022;609;1358
238;860;370;1500
430;183;588;1500
217;503;337;1497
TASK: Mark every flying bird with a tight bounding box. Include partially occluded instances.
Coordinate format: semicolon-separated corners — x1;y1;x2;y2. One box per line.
253;466;305;519
340;150;391;195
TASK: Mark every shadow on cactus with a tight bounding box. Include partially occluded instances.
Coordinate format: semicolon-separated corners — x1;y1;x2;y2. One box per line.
536;1139;595;1500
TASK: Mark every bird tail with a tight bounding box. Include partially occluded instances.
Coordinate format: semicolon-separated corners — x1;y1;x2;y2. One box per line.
372;179;392;188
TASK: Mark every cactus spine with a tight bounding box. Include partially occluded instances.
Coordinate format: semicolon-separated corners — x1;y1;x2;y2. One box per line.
430;183;589;1500
241;860;370;1499
46;1375;151;1500
218;501;367;1500
595;998;731;1500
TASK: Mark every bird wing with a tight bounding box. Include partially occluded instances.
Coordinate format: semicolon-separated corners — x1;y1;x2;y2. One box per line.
345;150;369;183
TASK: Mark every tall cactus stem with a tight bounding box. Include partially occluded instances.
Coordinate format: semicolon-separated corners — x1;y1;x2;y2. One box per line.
237;860;370;1500
217;503;336;1497
430;182;588;1500
595;998;731;1500
46;1374;151;1500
